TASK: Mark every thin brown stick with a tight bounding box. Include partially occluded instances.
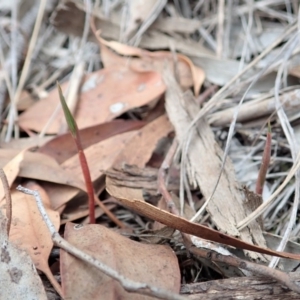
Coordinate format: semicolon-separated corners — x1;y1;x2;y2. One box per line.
256;122;272;195
93;195;126;228
0;169;12;235
184;236;300;294
157;139;179;215
195;84;218;106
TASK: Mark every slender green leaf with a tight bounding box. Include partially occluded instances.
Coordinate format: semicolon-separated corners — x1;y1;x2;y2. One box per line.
57;82;77;137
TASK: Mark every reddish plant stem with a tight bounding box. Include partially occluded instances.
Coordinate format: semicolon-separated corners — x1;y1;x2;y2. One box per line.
76;139;124;226
75;138;96;224
157;139;179;215
256;122;272;195
93;196;125;228
196;84;218;105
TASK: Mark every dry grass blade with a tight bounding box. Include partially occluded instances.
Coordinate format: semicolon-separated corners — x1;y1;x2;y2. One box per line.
0;169;11;235
5;0;47;142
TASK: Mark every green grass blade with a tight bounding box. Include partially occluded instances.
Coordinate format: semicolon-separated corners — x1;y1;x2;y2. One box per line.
57;82;77;137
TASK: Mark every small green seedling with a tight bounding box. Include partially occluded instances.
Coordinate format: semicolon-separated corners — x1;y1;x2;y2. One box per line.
57;83;95;224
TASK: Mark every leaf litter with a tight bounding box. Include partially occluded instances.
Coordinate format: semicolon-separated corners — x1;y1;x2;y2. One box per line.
2;1;300;299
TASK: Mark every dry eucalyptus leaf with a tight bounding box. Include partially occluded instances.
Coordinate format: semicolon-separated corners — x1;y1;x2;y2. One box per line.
98;37;205;96
51;0;212;58
62;131;137;185
49;131;136;209
0;181;61;294
39;120;145;163
113;115;173;167
106;177;300;260
0;149;86;192
0;149;25;200
60;222;181;300
0;136;52;150
51;1;120;42
19;68;165;134
152;16;201;34
0;211;47;300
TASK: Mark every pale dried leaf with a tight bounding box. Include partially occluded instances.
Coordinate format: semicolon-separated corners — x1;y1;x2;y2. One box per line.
50;131;136;209
98;37;204;96
0;149;25;200
125;0;166;41
0;181;60;294
60;222;181;300
113;115;173;167
0;211;47;300
0;149;86;192
19;68;164;134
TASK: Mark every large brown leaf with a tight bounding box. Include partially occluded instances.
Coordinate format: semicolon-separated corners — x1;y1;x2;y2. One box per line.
0;149;85;191
0;149;25;200
48;131;136;210
19;68;165;134
60;222;180;300
99;37;205;96
39;120;145;163
113;114;173;167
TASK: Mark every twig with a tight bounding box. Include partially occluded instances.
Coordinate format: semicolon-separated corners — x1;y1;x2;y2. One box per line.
93;195;126;228
16;185;187;300
191;26;298;223
187;23;297;131
0;169;12;235
238;150;300;230
195;84;218;106
184;236;300;294
216;0;225;58
157;139;180;216
129;0;167;46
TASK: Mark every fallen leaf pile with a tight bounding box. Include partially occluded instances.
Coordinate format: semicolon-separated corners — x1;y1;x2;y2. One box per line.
2;1;300;299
